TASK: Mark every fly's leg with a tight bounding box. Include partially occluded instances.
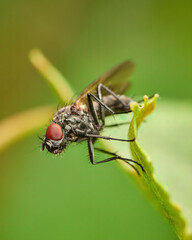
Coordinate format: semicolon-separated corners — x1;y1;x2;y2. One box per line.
87;93;100;127
97;85;156;117
87;93;115;127
85;134;135;142
97;83;127;123
95;148;141;175
87;91;135;140
97;84;126;106
87;138;144;175
105;121;130;128
87;89;129;127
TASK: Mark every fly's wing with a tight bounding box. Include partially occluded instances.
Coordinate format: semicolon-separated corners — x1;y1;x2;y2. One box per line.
74;61;134;106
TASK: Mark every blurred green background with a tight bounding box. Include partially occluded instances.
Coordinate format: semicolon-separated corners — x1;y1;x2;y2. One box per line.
0;0;192;239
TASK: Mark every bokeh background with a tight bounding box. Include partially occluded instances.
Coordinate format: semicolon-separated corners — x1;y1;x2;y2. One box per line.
0;0;192;239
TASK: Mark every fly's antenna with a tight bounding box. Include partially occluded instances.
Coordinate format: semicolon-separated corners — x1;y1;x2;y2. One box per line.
38;136;44;141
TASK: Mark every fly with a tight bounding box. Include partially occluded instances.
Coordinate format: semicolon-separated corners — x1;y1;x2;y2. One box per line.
41;61;146;175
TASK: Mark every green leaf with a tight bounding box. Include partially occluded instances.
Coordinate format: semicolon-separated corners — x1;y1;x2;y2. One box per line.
115;95;191;240
102;95;192;240
138;100;192;240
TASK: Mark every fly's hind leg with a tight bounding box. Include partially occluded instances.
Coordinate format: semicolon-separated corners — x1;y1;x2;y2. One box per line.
87;83;131;127
97;83;129;123
88;138;145;175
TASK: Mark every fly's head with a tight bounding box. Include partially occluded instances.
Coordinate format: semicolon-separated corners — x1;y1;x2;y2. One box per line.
41;123;68;154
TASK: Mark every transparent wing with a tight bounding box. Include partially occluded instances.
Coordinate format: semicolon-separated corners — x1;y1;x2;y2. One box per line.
74;61;134;106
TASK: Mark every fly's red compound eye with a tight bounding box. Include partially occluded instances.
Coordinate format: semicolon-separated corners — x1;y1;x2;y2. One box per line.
46;123;63;141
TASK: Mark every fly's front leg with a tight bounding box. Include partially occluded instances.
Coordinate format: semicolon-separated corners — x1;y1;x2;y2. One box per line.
87;93;100;127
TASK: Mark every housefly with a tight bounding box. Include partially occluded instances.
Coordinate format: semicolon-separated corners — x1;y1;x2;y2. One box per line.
41;61;145;174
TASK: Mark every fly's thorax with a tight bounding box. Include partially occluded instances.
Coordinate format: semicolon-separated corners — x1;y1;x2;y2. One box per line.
53;106;71;123
53;106;98;141
63;112;98;140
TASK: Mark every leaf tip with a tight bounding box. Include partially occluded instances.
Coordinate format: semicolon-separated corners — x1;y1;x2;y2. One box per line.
130;101;139;113
29;48;49;72
143;95;148;102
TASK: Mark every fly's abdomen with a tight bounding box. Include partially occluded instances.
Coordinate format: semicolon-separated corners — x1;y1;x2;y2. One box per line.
102;95;133;114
